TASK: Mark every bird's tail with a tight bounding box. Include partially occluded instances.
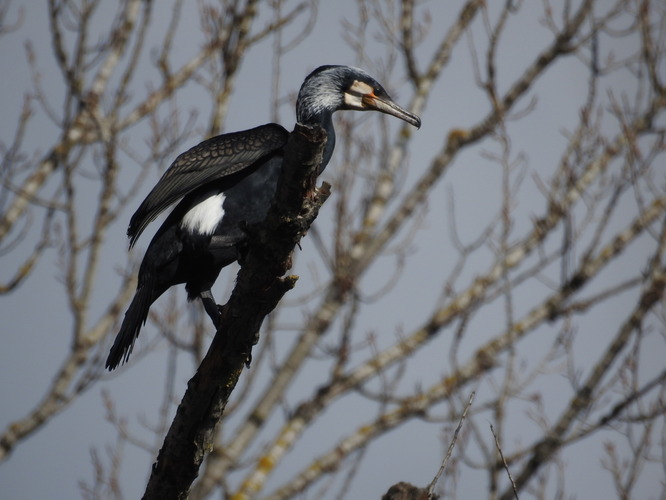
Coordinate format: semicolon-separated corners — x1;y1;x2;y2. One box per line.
106;278;156;370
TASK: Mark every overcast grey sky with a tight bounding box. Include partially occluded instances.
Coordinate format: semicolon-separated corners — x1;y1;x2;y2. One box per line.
1;1;663;499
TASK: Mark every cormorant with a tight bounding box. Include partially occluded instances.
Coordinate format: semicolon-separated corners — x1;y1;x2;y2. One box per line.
106;65;421;370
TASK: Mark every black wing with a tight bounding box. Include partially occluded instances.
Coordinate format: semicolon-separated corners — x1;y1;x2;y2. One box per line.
127;123;289;247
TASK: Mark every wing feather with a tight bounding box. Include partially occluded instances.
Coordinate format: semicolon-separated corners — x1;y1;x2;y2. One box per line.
127;123;289;247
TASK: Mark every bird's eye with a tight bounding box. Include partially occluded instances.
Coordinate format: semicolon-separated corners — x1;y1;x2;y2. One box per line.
373;87;388;98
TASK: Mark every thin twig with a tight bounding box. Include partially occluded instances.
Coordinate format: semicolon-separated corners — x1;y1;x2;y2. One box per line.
490;423;519;500
427;391;475;497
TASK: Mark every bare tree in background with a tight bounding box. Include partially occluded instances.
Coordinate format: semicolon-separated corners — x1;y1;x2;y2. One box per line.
1;0;665;499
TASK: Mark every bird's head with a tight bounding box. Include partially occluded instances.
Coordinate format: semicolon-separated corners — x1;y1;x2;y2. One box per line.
296;65;421;129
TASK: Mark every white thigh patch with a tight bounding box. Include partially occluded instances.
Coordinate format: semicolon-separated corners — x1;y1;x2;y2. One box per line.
180;192;226;235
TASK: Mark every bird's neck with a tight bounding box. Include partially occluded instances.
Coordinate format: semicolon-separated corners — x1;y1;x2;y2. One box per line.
299;110;336;174
319;112;336;173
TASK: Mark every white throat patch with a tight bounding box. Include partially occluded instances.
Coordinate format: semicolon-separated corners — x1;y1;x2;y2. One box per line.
343;80;374;109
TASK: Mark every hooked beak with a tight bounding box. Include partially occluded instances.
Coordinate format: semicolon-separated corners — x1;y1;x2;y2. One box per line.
362;93;421;129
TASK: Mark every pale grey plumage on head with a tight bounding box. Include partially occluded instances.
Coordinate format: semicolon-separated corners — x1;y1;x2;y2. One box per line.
296;65;420;169
296;66;372;124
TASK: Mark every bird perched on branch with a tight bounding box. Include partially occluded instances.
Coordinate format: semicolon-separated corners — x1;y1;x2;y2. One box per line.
106;65;421;370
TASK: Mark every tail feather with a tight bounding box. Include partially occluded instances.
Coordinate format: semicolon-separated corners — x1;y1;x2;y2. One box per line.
106;280;156;370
